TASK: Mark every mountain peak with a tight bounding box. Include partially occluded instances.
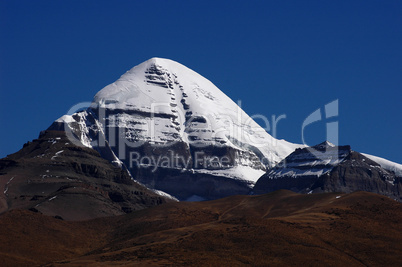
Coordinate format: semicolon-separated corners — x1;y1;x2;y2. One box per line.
147;57;177;65
54;58;303;199
88;57;300;161
312;141;336;150
134;57;179;71
254;142;401;201
123;57;194;80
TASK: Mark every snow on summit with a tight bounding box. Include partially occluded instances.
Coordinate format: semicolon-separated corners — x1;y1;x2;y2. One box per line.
55;57;301;187
91;57;300;163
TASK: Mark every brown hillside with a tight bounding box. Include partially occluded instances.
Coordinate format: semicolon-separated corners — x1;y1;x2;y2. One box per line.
0;190;401;266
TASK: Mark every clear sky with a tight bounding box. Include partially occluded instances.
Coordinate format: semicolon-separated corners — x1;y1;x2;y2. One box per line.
0;0;401;163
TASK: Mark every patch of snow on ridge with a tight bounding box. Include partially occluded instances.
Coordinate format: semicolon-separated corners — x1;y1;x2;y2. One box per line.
362;153;402;176
6;177;14;184
151;189;179;202
51;150;64;160
3;177;14;194
271;167;331;178
193;165;265;185
55;111;95;148
56;115;75;123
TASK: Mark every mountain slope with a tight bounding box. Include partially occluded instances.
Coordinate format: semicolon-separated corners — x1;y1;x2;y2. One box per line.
253;142;402;201
0;130;169;220
0;190;401;266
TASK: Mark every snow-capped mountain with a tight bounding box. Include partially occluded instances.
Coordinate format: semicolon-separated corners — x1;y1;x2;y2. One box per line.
253;141;402;201
50;58;301;200
47;57;402;201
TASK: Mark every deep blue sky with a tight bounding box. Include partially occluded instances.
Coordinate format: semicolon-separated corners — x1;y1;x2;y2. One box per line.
1;1;401;163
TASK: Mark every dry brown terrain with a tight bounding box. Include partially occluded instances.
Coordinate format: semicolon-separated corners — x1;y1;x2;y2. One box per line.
0;190;401;266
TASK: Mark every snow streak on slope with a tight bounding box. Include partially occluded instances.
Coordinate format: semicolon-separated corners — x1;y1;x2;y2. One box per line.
362;153;402;176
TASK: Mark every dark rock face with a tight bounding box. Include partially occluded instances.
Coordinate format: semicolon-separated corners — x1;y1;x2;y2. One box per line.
253;142;402;201
119;142;258;200
0;131;168;221
316;152;401;199
130;167;251;201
